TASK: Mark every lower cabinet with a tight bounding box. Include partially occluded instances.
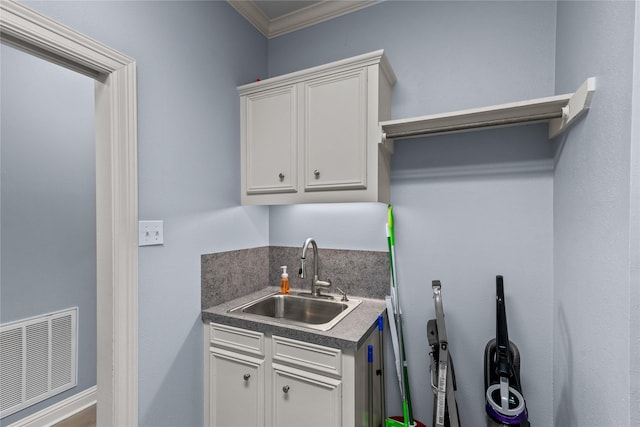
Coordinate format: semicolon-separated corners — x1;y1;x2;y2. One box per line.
209;348;264;427
204;322;381;427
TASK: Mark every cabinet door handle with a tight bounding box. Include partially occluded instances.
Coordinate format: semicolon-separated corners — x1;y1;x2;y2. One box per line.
243;374;251;381
282;385;290;394
313;170;320;178
278;173;285;180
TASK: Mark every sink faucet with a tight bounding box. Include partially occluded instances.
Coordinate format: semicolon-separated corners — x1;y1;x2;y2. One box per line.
299;237;332;297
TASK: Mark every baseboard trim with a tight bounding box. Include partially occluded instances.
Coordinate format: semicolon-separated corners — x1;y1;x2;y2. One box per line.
7;386;97;427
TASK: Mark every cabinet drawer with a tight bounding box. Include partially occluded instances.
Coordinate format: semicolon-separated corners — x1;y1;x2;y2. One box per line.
210;323;264;357
272;335;342;377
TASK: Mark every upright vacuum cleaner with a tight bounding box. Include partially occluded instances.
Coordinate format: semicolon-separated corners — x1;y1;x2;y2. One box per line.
484;276;530;426
428;280;460;427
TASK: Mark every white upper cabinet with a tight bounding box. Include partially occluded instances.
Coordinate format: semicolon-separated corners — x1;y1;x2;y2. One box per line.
239;50;396;205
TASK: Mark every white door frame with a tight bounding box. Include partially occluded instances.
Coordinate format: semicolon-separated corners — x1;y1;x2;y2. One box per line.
0;1;138;425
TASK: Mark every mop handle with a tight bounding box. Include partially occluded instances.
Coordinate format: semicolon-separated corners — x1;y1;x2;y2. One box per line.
368;345;374;427
378;315;387;422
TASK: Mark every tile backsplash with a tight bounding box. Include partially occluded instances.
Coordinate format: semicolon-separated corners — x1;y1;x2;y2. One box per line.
201;246;389;309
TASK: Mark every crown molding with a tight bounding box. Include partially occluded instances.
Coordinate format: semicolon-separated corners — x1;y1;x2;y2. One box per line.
228;0;270;37
228;1;379;39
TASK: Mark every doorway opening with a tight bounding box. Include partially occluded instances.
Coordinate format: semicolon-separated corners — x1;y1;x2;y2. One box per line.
0;1;138;425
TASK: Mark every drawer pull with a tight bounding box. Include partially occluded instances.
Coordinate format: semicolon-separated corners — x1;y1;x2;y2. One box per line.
313;170;320;178
278;173;285;180
243;374;251;381
282;385;290;394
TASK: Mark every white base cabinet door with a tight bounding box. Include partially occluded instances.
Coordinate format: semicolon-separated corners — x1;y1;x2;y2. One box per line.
271;363;342;427
209;348;265;427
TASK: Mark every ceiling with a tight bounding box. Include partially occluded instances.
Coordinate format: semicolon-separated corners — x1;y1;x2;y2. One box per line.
228;0;379;39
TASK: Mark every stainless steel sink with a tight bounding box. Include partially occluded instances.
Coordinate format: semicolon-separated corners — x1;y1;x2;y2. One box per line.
228;292;361;331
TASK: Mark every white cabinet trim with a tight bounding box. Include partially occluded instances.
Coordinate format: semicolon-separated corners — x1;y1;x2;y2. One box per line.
238;50;395;94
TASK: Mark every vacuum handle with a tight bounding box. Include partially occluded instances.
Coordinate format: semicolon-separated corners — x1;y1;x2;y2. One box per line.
495;275;512;377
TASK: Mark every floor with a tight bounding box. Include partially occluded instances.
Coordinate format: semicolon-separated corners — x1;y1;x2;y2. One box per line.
52;405;96;427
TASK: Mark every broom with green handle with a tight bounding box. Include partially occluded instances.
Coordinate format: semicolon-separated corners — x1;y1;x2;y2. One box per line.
385;205;415;427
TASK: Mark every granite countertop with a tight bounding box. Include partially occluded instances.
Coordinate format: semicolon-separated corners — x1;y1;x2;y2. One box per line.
201;286;386;352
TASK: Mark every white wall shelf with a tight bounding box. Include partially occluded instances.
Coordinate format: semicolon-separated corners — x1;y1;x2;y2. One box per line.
380;77;595;145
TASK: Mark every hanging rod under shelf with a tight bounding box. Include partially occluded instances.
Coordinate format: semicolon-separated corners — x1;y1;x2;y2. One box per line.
380;77;595;142
383;110;564;139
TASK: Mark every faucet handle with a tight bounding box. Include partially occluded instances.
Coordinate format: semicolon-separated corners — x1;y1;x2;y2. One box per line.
336;287;348;302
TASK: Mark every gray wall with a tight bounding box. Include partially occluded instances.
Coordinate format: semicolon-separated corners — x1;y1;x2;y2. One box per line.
0;45;96;425
268;1;557;424
632;5;640;424
7;1;638;426
553;1;639;426
16;1;268;426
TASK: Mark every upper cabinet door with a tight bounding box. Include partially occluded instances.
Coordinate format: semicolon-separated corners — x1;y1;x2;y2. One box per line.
303;69;367;192
243;86;297;195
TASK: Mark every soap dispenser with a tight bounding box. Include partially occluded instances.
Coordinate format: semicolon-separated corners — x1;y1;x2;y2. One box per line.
280;266;290;295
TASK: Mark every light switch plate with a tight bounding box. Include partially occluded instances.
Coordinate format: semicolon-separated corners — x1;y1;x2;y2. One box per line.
139;220;164;246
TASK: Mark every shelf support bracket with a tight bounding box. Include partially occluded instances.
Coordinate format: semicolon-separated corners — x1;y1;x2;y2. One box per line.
549;77;596;138
379;126;394;155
